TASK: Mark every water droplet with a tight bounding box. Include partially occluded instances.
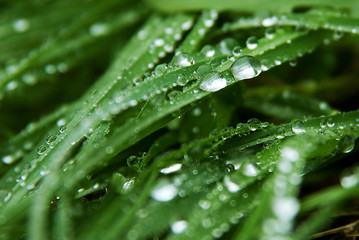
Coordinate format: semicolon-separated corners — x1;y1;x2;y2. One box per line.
160;164;182;174
59;125;67;133
276;127;286;139
289;59;298;67
224;175;240;193
199;199;211;209
22;73;37;85
173;53;194;67
154;38;165;47
247;118;261;131
292;120;305;134
199;72;227;92
37;145;47;155
243;163;259;177
219;38;237;55
272;197;300;221
326;118;335;127
192;107;202;116
230;56;261;80
151;179;177;202
262;16;277;27
3;192;12;202
127;155;138;167
89;23;108;36
46;135;57;146
333;30;344;41
265;27;276;39
6;81;18;91
281;147;300;162
232;46;242;57
45;64;56;74
154;64;167;76
340;173;358;188
57;63;68;73
171;220;188;234
181;20;193;30
337;135;355;153
2;155;15;165
13;19;30;32
246;36;258;49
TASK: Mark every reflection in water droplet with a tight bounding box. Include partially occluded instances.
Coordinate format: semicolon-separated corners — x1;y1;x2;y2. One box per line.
160;164;182;174
265;27;275;39
37;145;47;155
230;56;261;81
199;72;227;92
174;53;194;67
243;163;259;177
151;179;178;202
13;19;30;32
292;120;305;135
341;174;358;188
224;175;240;193
272;197;300;221
246;36;258;50
171;220;188;234
337;135;355;153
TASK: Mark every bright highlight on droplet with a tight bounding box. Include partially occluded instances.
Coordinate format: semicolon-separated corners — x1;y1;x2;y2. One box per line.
171;220;188;234
151;179;178;202
199;72;227;92
230;56;261;81
160;164;182;174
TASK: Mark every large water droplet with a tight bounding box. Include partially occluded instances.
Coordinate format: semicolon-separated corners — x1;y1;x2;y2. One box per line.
230;56;261;81
171;220;188;234
243;163;259;177
291;120;305;135
2;155;15;165
337;135;355;153
151;179;178;202
199;72;227;92
265;27;276;39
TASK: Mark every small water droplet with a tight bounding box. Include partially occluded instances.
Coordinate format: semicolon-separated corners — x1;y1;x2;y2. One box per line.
199;199;211;209
231;56;261;80
276;127;286;139
219;38;237;55
154;38;165;47
6;81;19;91
160;164;182;174
262;16;277;27
173;53;194;67
292;120;305;134
151;179;178;202
3;192;12;202
289;59;298;67
46;135;57;146
265;27;276;39
127;155;138;167
326;118;335;127
90;23;108;36
171;220;188;234
224;175;240;193
154;64;167;76
246;36;258;50
37;145;47;155
243;163;259;177
232;46;242;56
272;197;300;221
199;72;227;92
22;73;37;85
181;20;193;30
340;173;358;188
2;155;15;165
45;64;56;74
13;19;30;32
